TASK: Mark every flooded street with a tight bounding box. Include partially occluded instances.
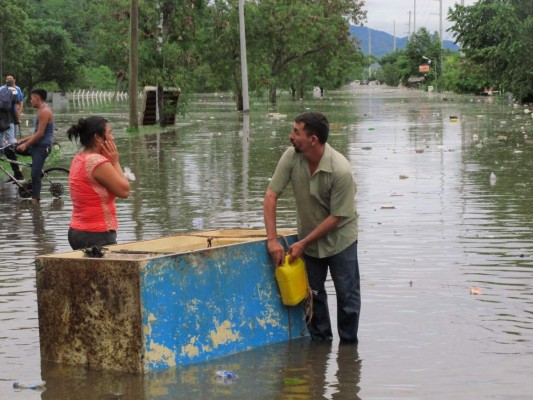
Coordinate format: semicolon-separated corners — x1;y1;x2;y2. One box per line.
1;85;532;399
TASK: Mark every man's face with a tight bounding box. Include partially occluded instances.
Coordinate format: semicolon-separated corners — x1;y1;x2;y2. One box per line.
5;76;15;86
30;94;39;108
290;122;313;153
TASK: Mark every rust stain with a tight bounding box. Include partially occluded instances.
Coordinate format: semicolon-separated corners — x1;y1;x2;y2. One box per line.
210;320;240;348
36;258;144;373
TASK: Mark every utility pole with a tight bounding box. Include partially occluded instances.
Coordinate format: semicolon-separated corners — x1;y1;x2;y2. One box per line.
407;11;412;37
128;0;139;130
439;0;443;48
368;27;372;78
393;21;396;51
238;0;249;113
413;0;416;33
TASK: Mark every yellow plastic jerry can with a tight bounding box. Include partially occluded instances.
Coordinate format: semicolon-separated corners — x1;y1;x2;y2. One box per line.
275;255;309;306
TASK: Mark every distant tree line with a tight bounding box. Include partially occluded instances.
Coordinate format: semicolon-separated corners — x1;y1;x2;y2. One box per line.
2;0;367;109
377;0;532;103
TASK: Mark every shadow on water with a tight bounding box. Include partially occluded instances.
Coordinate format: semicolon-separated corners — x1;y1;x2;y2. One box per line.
40;340;362;400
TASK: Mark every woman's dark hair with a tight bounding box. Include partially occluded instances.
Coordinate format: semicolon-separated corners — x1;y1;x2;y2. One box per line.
294;111;329;144
67;116;108;148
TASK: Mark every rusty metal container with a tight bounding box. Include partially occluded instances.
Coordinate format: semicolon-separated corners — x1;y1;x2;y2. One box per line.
35;229;308;373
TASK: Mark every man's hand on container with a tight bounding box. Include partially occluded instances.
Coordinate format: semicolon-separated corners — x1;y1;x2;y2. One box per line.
267;238;285;267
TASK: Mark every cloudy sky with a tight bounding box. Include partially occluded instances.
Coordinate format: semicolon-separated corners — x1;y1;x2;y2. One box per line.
362;0;479;39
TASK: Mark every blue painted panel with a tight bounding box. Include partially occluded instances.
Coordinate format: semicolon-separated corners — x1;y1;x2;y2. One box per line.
139;236;308;371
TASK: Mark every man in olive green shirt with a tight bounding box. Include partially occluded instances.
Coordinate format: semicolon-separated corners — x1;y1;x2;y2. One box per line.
264;111;360;342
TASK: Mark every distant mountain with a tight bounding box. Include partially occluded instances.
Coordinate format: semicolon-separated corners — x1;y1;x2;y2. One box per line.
350;26;460;58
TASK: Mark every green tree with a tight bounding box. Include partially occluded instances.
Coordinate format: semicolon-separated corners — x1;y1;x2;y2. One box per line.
249;0;366;104
404;27;442;87
440;52;488;94
0;0;31;83
378;50;411;86
21;20;81;93
448;0;533;102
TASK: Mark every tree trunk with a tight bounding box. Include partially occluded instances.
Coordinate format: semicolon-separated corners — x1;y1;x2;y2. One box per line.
298;84;304;100
290;85;296;99
236;92;243;111
269;85;277;105
113;70;125;101
128;0;139;130
157;84;165;127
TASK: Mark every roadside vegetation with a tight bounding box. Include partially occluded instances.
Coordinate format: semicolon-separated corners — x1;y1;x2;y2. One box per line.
376;0;532;103
1;0;367;109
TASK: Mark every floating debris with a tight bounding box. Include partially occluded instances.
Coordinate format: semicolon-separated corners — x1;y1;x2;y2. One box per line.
415;149;424;153
399;175;409;179
361;146;372;150
12;381;46;391
216;370;237;384
490;172;497;185
380;204;395;209
469;287;481;295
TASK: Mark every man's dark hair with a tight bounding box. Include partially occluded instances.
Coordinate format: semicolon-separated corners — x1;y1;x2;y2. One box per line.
31;88;48;101
295;112;329;144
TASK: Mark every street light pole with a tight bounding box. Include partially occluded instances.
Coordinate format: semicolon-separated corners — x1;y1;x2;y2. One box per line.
422;55;437;92
239;0;249;113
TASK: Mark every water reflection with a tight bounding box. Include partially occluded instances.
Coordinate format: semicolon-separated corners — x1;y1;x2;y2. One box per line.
40;340;361;400
1;86;532;399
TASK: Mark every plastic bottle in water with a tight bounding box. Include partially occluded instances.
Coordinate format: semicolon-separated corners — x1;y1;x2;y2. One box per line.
215;370;237;383
12;380;46;390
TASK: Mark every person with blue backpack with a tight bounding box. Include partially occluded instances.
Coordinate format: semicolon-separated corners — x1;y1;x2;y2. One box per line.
0;76;21;148
0;75;24;141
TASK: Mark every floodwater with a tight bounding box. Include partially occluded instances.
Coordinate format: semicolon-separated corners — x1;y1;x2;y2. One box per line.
1;85;532;399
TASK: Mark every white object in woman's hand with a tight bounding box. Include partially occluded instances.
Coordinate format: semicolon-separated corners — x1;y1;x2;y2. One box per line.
123;167;136;181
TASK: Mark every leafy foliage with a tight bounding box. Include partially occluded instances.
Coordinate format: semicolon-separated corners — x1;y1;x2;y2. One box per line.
3;0;368;107
448;0;533;102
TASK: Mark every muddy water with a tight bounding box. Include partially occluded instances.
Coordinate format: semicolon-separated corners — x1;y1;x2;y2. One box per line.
0;86;532;399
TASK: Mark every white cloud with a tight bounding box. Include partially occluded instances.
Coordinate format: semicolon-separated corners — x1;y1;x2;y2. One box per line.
362;0;479;39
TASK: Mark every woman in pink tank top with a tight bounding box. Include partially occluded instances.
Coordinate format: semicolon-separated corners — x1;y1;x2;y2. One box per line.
66;116;130;250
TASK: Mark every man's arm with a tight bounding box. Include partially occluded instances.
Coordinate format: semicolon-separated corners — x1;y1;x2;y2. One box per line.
17;107;52;150
288;215;343;260
264;188;285;266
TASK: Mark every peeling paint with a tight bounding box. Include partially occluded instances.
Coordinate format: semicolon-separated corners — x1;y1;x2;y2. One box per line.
256;315;281;329
37;231;307;373
181;336;200;358
210;320;240;348
143;313;157;337
145;340;176;367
